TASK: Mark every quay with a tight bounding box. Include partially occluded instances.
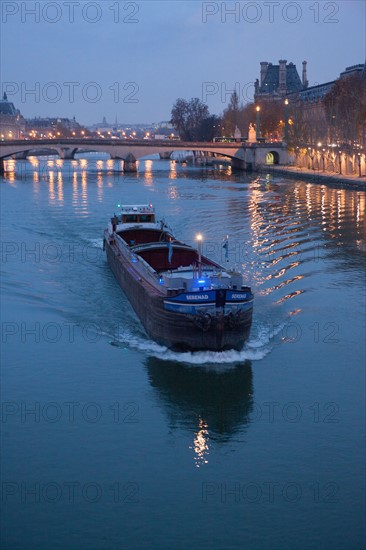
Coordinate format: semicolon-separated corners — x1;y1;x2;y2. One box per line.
261;164;366;187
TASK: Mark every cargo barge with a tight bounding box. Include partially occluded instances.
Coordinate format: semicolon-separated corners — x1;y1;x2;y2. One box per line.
103;205;253;351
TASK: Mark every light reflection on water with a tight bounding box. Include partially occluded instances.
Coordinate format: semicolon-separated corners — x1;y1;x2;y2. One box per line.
48;170;55;204
146;356;254;454
191;417;210;468
3;156;365;277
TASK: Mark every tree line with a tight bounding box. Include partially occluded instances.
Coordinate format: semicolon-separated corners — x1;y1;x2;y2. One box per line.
170;71;366;147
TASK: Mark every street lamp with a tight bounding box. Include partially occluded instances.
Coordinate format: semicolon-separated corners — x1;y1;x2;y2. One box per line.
196;234;202;277
256;105;261;141
357;153;362;177
284;98;289;143
331;115;336;143
308;146;314;170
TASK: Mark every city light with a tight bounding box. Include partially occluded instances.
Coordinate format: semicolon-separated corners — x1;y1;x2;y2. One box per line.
256;106;261;141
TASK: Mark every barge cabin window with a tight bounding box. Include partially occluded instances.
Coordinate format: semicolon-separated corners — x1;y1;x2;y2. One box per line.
123;214;155;223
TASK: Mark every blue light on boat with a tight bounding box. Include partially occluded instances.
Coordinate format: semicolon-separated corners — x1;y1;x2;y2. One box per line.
159;277;164;285
198;279;205;284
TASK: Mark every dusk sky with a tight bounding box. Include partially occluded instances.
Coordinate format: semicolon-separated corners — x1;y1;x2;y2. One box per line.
1;0;365;125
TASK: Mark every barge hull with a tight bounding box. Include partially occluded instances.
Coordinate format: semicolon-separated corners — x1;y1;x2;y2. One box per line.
105;239;252;351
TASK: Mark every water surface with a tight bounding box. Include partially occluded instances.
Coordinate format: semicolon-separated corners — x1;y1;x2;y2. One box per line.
1;157;365;549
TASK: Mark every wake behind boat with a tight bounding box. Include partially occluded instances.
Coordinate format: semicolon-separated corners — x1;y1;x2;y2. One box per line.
103;204;253;351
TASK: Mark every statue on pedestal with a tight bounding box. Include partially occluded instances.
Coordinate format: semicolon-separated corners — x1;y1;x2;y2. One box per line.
248;123;256;143
234;126;241;140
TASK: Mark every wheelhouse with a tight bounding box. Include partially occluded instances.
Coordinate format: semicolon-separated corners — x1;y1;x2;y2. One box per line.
118;204;156;224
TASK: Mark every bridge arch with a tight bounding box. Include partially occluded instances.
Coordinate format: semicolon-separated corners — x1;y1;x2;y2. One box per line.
0;147;62;160
265;151;280;165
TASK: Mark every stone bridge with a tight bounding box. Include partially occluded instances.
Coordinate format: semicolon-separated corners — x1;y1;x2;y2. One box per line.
0;139;291;172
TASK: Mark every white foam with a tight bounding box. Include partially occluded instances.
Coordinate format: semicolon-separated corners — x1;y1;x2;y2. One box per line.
151;347;270;364
111;325;276;365
88;238;104;249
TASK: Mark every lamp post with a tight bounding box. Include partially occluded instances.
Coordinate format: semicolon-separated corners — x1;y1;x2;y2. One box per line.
284;98;289;143
196;234;202;277
357;153;362;177
331;114;336;144
256;105;261;141
338;150;342;175
316;142;322;171
307;147;311;169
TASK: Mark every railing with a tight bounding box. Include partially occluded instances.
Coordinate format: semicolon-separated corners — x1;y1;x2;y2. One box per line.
213;137;266;143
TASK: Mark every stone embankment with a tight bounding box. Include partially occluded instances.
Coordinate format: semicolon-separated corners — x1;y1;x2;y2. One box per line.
259;164;366;187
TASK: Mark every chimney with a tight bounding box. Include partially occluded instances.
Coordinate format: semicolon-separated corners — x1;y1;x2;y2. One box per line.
260;62;269;86
302;60;308;88
279;60;287;93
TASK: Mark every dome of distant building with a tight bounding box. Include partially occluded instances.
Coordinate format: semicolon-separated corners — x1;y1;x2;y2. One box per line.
0;96;17;116
0;93;26;139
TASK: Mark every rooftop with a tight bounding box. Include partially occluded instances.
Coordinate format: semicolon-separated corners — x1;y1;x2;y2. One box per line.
0;93;18;116
117;204;155;214
258;62;304;95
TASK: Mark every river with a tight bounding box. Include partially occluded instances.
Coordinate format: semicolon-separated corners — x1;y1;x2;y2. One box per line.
1;156;365;549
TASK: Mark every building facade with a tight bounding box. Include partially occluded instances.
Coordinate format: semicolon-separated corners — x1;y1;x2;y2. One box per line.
0;93;26;139
25;116;82;138
254;60;308;101
255;61;365;103
296;63;365;103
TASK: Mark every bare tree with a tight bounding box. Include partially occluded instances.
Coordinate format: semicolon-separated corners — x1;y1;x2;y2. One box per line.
324;72;366;146
171;98;212;141
222;91;241;136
